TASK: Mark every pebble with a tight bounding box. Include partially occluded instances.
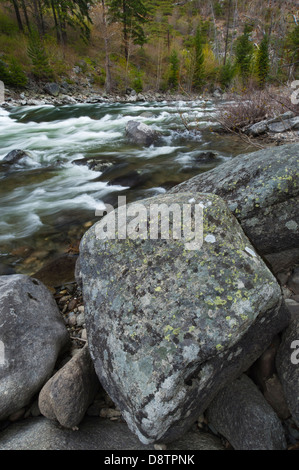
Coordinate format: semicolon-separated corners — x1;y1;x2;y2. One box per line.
99;408;122;419
81;329;87;340
76;313;85;327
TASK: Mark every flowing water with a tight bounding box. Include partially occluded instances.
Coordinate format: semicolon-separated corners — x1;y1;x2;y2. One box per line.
0;99;257;275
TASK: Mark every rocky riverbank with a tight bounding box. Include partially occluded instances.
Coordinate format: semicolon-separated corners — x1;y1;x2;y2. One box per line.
1;81;204;108
0;142;298;450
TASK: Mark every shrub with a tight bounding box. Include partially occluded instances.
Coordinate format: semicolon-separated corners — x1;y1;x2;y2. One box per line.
0;57;27;87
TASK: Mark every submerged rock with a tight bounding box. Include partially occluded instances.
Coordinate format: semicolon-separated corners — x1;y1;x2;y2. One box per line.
0;275;69;421
2;149;31;165
169;143;299;263
77;192;289;444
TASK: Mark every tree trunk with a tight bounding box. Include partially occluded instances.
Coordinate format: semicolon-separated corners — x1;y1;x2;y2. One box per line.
101;0;112;93
20;0;30;31
11;0;24;32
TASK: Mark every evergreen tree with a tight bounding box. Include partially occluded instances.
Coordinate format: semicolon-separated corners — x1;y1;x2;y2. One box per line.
192;26;205;91
256;34;269;87
219;59;235;89
107;0;148;60
168;49;179;90
27;30;54;79
235;24;254;82
285;24;299;77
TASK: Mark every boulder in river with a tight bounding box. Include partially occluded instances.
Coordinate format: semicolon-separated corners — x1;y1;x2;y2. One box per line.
2;149;31;165
0;274;70;421
77;192;289;444
125;120;160;146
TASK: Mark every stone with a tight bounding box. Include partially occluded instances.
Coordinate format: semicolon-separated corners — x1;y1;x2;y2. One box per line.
287;267;299;295
38;345;100;429
169;143;299;261
276;313;299;427
206;374;287;450
285;299;299;317
0;417;225;450
2;149;31;165
72;157;115;173
247;120;268;136
77;192;289;444
263;374;290;420
108;170;148;189
0;275;69;420
33;253;78;288
192;151;219;162
44;83;60;97
267;116;299;133
125;120;160;146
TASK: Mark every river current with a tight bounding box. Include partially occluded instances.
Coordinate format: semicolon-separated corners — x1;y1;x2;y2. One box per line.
0;99;256;275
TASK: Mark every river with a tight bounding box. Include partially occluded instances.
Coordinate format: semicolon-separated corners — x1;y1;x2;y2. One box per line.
0;99;256;276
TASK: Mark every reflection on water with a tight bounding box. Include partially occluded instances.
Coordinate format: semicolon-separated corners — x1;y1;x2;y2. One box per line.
0;100;258;275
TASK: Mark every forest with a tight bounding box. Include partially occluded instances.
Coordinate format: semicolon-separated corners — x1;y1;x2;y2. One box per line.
0;0;298;95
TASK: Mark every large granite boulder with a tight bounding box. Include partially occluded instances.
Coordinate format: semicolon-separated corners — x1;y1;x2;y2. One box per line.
0;275;69;420
77;192;290;444
169;143;299;268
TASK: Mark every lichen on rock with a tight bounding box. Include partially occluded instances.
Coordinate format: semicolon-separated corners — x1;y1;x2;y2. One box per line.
77;192;290;444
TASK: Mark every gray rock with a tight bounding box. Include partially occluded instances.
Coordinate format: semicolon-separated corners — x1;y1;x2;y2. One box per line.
287;267;299;295
247;120;268;136
263;374;290;420
285;298;299;317
38;345;100;429
0;417;224;450
206;374;287;450
44;83;60;97
2;149;30;165
125;120;160;146
0;275;69;420
276;313;299;427
169;143;299;260
267;116;299;133
77;192;289;444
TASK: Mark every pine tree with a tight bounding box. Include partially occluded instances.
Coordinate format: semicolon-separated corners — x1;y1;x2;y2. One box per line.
27;31;54;79
168;49;179;90
192;26;205;91
256;34;269;87
235;24;254;82
107;0;148;60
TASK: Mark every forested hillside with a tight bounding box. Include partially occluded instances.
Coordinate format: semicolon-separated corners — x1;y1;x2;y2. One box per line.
0;0;298;93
